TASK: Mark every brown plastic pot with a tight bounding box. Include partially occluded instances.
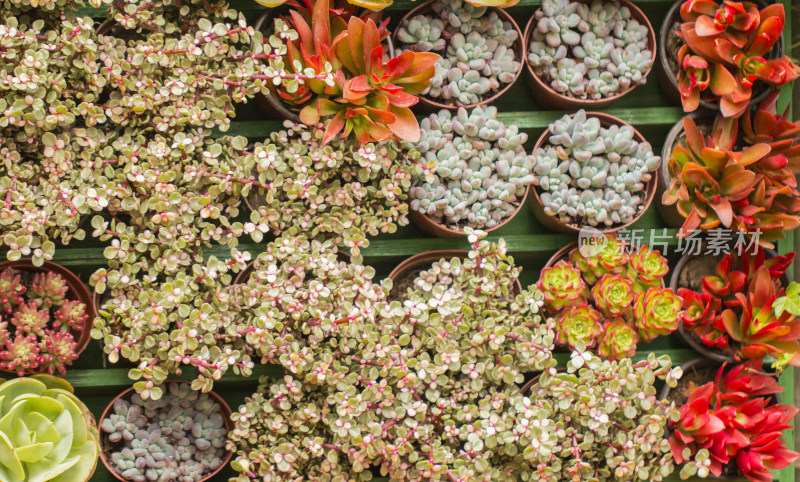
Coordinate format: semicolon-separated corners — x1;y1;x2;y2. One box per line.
410;186;530;238
252;8;394;123
523;0;655;110
392;0;525;111
99;380;234;482
670;246;790;363
0;259;96;375
387;250;524;300
529;112;658;234
656;0;783;111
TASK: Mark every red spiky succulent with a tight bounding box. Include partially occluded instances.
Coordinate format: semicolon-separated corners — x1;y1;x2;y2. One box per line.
1;333;42;376
677;1;800;117
38;330;79;375
28;271;68;309
10;300;51;337
679;248;800;367
53;300;89;333
0;269;26;315
669;360;800;482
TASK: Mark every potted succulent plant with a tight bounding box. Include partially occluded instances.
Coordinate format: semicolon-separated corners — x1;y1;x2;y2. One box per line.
408;107;535;236
228;232;557;480
240;123;433;258
0;374;100;482
0;259;95;375
516;349;681;480
674;246;800;367
252;0;438;143
657;0;799;117
530;110;660;233
99;380;232;482
665;358;799;481
660;92;800;245
393;0;524;109
386;248;524;300
524;0;656;109
254;0;524;11
538;234;682;360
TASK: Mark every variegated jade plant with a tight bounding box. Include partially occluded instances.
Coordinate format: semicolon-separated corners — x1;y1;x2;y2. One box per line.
269;0;438;143
0;375;99;482
677;0;799;117
679;247;800;369
663;94;800;245
537;234;682;360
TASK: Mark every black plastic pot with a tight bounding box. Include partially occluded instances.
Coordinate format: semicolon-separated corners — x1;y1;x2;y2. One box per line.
655;111;716;228
656;0;784;112
670;246;792;362
252;8;394;124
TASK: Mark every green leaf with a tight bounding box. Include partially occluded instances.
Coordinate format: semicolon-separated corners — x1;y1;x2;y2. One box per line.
774;282;800;316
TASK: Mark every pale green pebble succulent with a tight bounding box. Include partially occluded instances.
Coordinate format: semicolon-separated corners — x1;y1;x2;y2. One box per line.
547;58;587;96
409;107;534;230
395;15;446;52
536;0;582;47
533;110;660;228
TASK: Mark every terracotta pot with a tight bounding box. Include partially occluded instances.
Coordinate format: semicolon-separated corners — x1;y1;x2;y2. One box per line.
252;8;394;123
387;250;524;300
523;0;655;110
410;186;530;238
529;112;658;234
655;111;718;228
669;246;790;362
99;380;234;482
0;259;96;375
392;0;525;111
656;0;783;111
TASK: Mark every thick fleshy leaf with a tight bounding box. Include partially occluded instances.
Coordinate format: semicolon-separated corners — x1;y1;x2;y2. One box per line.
346;0;393;11
387;105;420;142
749;17;783;56
710;62;737;95
322;110;347;143
738;143;771;166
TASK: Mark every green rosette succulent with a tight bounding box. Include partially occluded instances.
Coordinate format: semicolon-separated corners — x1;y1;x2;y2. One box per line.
538;260;586;310
627;245;669;291
569;235;628;284
0;374;99;482
633;287;683;343
590;274;634;317
597;319;637;360
556;304;603;349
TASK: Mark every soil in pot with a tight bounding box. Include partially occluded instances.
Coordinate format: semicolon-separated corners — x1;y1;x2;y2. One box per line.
675;253;721;292
99;381;233;482
393;0;523;109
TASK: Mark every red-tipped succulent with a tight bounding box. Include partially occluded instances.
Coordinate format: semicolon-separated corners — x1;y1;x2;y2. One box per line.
275;0;438;143
677;1;800;117
10;301;51;337
0;269;26;314
38;330;79;376
669;360;799;481
1;334;42;376
679;248;800;368
54;300;89;333
28;271;68;309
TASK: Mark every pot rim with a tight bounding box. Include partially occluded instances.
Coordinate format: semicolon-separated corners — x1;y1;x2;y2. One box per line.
529;111;659;234
523;0;656;108
392;0;525;110
0;259;96;376
387;250;524;298
98;380;235;482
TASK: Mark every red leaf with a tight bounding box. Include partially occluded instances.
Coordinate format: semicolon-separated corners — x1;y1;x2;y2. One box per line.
387;105;420;142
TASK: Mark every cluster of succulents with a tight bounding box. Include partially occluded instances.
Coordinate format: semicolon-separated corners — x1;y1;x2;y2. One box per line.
537;234;682;359
409;107;534;230
228;232;559;481
517;350;680;481
533;110;660;228
0;268;88;375
396;0;520;106
528;0;654;100
254;0;522;13
676;0;799;117
0;375;100;482
663;94;800;245
267;0;437;143
670;360;799;481
101;382;228;482
242;123;433;258
679;247;800;369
